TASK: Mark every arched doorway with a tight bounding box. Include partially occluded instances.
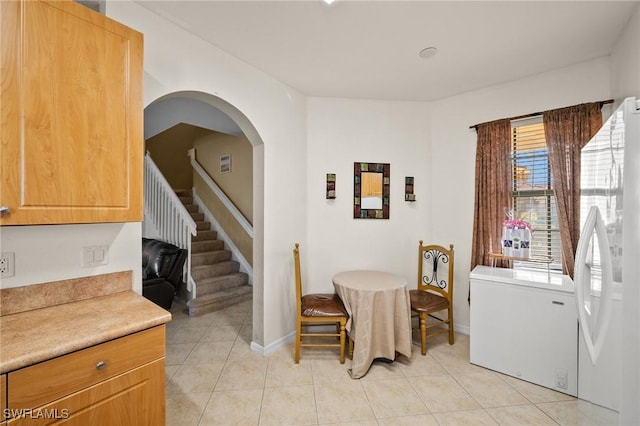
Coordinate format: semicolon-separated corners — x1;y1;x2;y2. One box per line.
144;90;265;347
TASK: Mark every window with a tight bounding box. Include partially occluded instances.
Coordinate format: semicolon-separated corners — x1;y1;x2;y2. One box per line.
511;118;563;271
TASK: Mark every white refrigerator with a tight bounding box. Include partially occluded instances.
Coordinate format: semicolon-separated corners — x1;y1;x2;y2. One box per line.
575;96;640;424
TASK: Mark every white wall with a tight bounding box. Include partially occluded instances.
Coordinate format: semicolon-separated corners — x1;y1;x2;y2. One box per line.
114;3;635;356
430;57;612;330
0;223;142;292
106;0;615;345
611;3;640;101
107;0;307;348
304;58;611;335
144;97;242;139
306;99;432;293
4;0;630;355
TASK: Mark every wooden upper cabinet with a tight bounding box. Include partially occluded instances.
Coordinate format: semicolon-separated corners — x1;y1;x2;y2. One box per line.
0;0;143;225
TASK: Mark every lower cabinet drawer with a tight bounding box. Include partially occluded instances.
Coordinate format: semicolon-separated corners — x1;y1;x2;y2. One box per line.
6;359;165;426
8;326;165;410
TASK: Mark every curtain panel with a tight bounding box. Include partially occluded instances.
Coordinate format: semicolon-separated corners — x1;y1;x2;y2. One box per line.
543;102;602;278
470;119;513;272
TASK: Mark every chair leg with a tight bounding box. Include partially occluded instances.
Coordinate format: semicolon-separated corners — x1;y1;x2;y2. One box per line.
448;308;455;345
348;336;354;359
339;319;346;364
294;320;302;363
419;313;427;355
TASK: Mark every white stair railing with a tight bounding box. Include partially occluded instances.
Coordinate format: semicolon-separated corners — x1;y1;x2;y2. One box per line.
144;153;197;293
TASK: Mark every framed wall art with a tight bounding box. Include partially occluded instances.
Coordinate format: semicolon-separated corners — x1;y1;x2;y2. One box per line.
353;162;390;219
220;154;231;173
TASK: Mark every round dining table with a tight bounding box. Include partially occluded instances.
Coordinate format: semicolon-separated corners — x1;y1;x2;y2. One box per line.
332;270;413;378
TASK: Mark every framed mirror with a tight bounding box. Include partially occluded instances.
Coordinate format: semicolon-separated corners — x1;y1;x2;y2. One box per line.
354;162;390;219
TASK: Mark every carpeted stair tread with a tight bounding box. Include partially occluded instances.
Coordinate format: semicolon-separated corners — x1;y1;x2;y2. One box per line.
192;272;249;295
191;239;225;253
186;285;252;316
193;230;218;241
191;260;240;280
196;221;211;231
191;249;232;266
172;188;251;317
190;212;205;222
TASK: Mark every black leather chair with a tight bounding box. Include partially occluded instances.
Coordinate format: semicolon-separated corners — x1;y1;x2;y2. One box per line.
142;238;188;310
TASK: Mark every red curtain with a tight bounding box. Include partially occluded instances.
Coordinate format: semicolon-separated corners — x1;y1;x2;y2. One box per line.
543;102;602;277
470;119;513;272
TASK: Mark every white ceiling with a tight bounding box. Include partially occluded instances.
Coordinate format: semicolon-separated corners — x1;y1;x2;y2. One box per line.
134;0;638;102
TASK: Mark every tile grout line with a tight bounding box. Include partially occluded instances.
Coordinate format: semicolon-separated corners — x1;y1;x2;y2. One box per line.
194;312;236;426
165;302;615;426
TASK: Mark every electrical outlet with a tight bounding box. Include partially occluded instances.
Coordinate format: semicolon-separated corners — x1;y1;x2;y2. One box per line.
0;252;15;278
555;368;568;390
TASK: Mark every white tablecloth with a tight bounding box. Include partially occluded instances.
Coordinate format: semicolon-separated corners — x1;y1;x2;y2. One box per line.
332;270;412;378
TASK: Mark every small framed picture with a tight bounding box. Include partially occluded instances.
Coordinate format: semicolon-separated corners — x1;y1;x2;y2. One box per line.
220;154;231;173
326;173;336;199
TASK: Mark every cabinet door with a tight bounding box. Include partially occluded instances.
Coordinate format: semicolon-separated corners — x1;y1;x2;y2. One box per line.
0;0;143;225
1;374;6;423
6;359;165;426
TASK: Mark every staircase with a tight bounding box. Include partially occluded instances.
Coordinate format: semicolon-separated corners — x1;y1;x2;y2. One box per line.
175;190;252;317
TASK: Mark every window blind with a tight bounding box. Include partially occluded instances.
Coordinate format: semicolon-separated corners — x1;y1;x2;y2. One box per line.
511;119;563;271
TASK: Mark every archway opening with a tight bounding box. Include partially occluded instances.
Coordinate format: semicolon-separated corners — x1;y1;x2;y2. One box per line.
144;90;265;347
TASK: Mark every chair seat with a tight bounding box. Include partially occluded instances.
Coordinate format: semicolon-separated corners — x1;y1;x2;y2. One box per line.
409;289;449;313
301;293;348;317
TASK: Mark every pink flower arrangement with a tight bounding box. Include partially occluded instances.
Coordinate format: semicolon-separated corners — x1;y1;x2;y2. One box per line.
502;219;532;231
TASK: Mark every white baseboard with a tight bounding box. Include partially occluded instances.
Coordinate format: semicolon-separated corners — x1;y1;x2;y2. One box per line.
455;323;470;336
250;324;468;357
250;331;295;356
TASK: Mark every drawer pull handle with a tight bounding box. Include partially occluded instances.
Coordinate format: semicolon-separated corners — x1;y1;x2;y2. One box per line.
96;360;106;370
552;301;565;306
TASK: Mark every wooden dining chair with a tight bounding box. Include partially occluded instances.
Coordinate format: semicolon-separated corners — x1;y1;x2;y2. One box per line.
409;241;455;355
293;243;348;363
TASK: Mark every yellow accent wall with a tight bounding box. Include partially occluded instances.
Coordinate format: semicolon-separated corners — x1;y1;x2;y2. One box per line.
145;124;253;226
193;131;253;223
145;123;210;190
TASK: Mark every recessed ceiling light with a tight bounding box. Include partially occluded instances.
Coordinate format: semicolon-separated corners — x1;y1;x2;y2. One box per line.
419;47;438;59
323;0;336;5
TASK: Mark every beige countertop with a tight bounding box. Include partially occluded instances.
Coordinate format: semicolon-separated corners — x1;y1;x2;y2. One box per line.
0;274;171;374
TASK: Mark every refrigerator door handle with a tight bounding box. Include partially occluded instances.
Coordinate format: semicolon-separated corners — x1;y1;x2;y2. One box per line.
574;206;614;365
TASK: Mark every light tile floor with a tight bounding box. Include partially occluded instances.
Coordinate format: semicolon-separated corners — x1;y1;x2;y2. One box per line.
165;299;618;426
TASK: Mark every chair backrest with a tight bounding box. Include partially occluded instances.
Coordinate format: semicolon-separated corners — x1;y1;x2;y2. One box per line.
293;243;303;314
417;241;454;302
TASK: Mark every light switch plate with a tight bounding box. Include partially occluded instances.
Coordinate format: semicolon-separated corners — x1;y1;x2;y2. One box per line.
82;246;108;267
